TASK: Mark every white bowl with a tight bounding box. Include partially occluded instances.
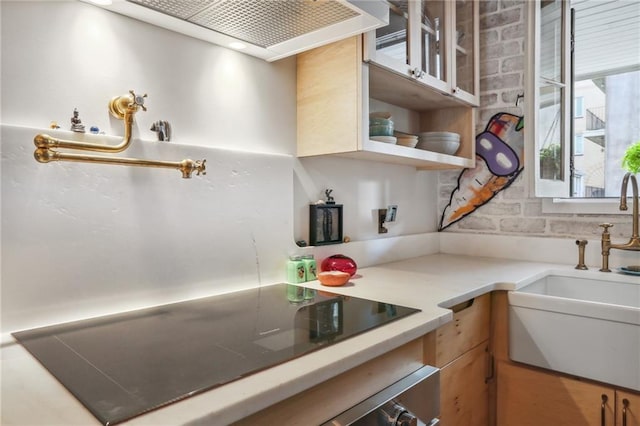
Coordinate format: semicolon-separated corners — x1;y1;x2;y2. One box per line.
417;138;460;155
396;136;419;148
418;131;460;141
370;111;392;119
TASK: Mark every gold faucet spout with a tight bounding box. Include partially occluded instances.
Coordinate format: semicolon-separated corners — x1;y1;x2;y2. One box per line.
36;149;206;178
34;113;133;153
599;173;640;271
32;91;206;179
619;173;639;239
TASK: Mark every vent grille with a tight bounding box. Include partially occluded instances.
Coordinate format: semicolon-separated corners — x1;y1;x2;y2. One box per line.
128;0;360;48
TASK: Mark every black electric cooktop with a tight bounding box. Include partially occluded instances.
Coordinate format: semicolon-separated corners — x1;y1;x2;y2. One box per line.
13;284;419;425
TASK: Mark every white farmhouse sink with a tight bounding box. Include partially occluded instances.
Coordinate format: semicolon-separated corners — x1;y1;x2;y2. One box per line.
509;270;640;391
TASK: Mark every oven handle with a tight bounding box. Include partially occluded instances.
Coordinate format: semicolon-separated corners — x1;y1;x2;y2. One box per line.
321;365;440;426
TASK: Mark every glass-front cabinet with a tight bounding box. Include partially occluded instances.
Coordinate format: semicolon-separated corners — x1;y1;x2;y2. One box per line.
453;0;478;104
364;0;478;106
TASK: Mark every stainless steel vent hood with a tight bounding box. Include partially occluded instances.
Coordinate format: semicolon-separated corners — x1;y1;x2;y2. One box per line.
89;0;389;61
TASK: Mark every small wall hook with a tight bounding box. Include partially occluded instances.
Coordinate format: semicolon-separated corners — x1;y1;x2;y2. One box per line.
150;120;171;141
378;205;398;234
515;93;524;107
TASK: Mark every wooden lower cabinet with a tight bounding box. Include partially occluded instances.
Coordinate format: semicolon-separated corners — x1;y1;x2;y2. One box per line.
424;294;491;426
496;361;640;426
497;361;613;426
492;290;640;426
440;341;490;426
618;390;640;426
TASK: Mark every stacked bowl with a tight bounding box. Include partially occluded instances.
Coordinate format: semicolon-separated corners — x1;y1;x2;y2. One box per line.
417;132;460;155
369;112;397;144
394;132;419;148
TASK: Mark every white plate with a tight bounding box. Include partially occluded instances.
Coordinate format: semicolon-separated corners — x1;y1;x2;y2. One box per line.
371;136;397;144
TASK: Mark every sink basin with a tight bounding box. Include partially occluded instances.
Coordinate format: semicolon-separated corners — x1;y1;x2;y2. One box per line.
509;270;640;391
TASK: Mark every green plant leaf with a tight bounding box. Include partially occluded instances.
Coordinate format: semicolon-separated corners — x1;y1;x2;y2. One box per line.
622;142;640;174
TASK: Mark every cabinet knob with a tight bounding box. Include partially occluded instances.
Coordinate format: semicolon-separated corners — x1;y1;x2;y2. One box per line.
411;67;425;79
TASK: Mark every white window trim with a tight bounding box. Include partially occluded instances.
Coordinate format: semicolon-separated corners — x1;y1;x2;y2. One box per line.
542;197;634;215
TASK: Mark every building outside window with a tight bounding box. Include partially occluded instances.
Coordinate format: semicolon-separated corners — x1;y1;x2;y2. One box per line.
574;96;584;118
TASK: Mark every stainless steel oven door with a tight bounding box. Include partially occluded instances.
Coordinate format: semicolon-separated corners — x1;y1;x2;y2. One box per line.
322;365;440;426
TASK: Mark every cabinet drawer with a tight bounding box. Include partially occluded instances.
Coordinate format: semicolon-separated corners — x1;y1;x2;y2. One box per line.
424;293;491;367
440;341;490;426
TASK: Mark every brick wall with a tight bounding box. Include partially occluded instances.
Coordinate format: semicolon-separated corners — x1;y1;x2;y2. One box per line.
437;0;633;240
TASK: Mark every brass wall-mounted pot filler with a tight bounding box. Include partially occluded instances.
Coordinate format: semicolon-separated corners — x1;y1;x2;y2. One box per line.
33;90;206;178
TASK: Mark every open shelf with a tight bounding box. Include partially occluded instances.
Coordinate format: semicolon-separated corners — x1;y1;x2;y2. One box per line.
297;36;476;171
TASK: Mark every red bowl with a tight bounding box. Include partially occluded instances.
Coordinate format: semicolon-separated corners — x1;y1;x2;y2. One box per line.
321;254;357;277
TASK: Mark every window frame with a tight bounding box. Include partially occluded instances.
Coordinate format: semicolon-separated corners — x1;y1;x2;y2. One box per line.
525;0;572;199
526;0;637;214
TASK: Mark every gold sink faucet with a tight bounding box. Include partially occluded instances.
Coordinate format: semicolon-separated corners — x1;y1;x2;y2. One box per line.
599;173;639;272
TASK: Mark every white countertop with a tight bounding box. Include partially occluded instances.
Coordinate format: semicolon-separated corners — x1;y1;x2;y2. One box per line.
0;254;581;426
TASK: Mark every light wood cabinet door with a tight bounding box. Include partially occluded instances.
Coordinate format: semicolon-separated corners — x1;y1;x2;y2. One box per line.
617;390;640;426
497;361;615;426
439;341;490;426
424;293;491;367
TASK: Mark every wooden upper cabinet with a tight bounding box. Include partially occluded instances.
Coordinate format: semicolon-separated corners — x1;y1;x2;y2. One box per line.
297;33;477;170
297;36;362;157
363;0;479;106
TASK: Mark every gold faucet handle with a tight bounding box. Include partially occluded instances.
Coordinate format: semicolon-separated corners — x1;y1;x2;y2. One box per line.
195;159;206;176
109;90;148;119
128;90;147;112
599;223;614;233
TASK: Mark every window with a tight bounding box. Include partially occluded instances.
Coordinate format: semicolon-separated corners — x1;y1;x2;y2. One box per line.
570;0;640;198
528;0;640;201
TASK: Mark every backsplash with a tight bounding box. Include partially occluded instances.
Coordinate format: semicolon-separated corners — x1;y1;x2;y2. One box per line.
438;0;634;241
1;124;295;333
1;1;439;334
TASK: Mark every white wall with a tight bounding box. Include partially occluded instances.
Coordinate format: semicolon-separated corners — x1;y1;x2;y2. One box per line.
1;1;297;154
0;1;439;333
294;157;438;243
